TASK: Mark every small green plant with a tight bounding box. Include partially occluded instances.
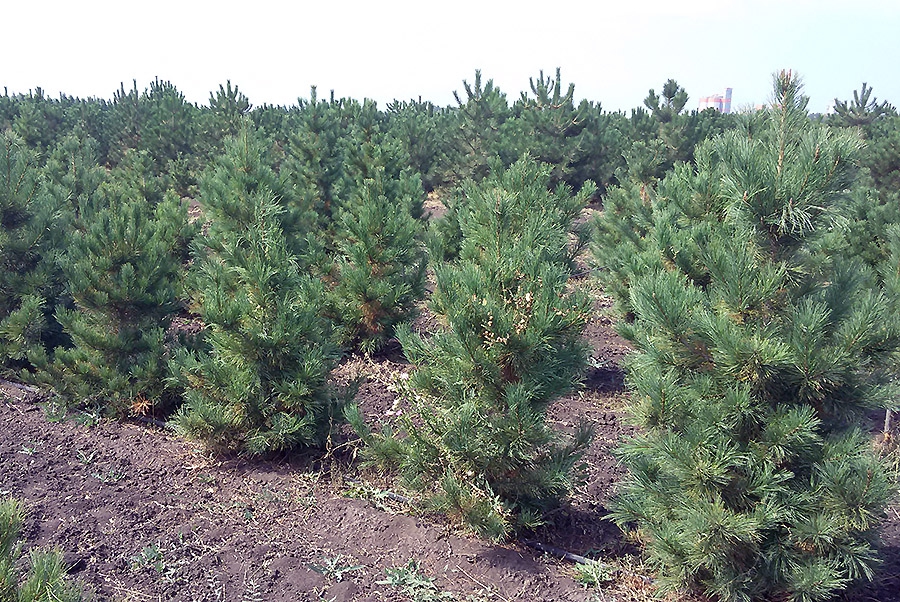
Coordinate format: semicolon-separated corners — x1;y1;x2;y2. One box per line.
241;574;263;602
0;497;85;602
131;543;165;573
308;554;364;582
18;444;37;456
69;409;102;427
343;481;408;513
573;560;616;588
92;468;126;484
379;560;457;601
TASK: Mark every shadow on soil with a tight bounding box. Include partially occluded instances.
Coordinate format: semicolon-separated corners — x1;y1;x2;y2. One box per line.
582;365;626;394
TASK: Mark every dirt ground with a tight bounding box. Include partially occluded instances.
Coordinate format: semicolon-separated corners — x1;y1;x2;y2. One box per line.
2;291;899;601
0;293;639;602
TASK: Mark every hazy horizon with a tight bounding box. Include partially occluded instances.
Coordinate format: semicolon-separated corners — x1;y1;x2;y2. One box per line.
4;0;898;115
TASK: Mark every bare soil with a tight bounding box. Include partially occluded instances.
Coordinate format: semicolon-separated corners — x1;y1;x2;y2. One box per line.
1;292;899;601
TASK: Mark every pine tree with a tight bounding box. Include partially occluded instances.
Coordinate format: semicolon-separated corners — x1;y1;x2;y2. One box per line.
283;87;348;234
597;72;899;602
626;79;733;185
356;157;595;539
509;69;587;188
10;88;68;153
105;79;200;196
450;71;515;183
202;81;252;152
0;131;78;368
385;97;453;192
33;181;187;416
328;167;427;353
831;82;895;128
569;108;629;196
199;124;312;254
172;194;342;456
172;127;341;456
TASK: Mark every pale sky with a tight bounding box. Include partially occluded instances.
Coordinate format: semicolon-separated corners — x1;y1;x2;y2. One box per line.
3;0;898;114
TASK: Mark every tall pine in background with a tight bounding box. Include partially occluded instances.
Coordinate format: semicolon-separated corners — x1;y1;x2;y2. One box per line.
450;71;515;183
596;72;900;602
328;167;427;353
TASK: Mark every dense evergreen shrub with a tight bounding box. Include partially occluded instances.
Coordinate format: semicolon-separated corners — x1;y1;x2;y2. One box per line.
33;183;188;416
355;157;595;539
172;128;342;456
0;131;60;366
328;168;427;353
595;72;900;602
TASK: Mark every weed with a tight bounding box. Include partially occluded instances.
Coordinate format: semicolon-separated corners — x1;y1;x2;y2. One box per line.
241;575;264;602
131;543;165;573
308;554;364;582
573;560;616;588
378;560;456;601
344;481;408;513
92;468;126;484
229;500;255;522
206;573;225;601
297;491;317;508
71;408;102;427
18;444;37;456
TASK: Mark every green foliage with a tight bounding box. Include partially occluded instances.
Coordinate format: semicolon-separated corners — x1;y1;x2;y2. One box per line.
378;560;457;601
863;113;900;195
34;183;187;415
598;71;899;602
368;157;594;539
450;71;515;183
202;81;252;150
328;168;427;353
831;82;895;128
105;79;202;197
627;79;735;185
0;498;85;602
386;98;453;192
819;185;900;270
509;69;587;189
173;179;342;455
0;131;80;366
9;88;70;153
644;79;689;123
282;87;348;234
0;133;42;307
201;124;312;253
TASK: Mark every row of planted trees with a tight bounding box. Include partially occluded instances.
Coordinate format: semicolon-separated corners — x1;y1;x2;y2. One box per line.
2;71;900;602
0;71;739;199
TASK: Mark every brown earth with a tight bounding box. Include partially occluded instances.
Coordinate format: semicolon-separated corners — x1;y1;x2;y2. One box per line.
0;293;645;602
1;290;899;601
